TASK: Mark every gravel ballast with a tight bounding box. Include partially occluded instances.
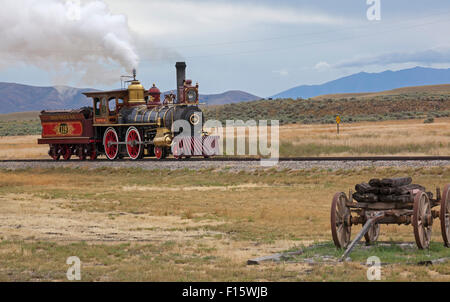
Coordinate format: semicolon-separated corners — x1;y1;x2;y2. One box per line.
0;160;449;172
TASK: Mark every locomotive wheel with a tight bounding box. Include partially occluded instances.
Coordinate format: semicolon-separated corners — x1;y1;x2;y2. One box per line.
125;127;143;160
440;184;450;247
172;141;183;159
364;223;380;245
147;146;155;157
163;147;169;159
154;146;164;160
331;192;352;249
77;145;86;161
89;144;97;161
62;145;72;161
413;192;433;249
103;127;119;160
50;144;61;161
173;146;182;159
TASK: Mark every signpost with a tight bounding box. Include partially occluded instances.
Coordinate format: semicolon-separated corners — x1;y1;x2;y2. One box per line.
336;115;341;134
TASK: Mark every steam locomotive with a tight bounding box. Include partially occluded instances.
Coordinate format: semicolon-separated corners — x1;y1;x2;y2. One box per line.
37;62;219;160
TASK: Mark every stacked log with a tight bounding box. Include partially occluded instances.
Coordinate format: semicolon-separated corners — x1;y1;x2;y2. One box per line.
352;177;432;203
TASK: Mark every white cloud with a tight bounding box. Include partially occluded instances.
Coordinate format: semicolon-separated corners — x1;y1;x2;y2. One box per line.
334;47;450;68
105;0;346;37
314;61;331;71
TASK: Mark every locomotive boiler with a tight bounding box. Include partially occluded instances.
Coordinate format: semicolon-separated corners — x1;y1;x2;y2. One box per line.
37;62;219;160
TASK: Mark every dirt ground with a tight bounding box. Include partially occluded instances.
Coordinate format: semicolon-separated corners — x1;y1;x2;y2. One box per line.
0;118;449;281
0;167;449;281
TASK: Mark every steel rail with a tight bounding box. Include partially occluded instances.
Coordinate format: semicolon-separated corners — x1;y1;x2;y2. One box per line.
1;156;450;163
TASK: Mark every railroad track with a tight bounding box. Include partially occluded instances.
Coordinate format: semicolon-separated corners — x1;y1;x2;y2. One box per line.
1;156;450;163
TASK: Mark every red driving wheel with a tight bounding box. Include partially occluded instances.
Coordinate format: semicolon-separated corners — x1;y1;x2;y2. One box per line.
126;127;143;160
154;146;164;160
103;127;119;160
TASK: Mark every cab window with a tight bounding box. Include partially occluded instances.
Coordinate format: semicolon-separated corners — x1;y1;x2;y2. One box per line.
101;98;108;116
94;98;100;116
108;98;117;115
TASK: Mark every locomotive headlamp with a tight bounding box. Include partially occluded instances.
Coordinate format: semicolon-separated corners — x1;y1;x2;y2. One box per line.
186;89;197;103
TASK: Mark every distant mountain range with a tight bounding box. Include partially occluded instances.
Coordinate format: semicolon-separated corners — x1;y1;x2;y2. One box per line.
2;66;450;114
198;90;260;105
272;67;450;99
0;82;260;114
0;83;94;114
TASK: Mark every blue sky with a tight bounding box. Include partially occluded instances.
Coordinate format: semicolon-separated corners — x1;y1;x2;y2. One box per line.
1;0;450;97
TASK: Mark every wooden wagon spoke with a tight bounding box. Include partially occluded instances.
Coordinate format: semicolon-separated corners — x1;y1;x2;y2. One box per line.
331;192;351;249
413;191;432;249
441;184;450;247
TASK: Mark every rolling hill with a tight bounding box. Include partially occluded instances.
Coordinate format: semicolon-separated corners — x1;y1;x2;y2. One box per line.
0;82;259;114
272;67;450;99
312;84;450;99
0;83;95;114
204;84;450;125
199;90;260;105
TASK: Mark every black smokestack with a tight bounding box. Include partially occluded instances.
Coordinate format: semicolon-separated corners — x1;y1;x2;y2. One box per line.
175;62;186;103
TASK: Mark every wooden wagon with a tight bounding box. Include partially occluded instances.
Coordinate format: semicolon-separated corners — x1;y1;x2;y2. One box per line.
331;180;450;253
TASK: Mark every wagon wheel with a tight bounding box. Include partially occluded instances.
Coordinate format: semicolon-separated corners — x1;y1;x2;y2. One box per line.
440;184;450;247
331;192;352;248
50;145;61;161
62;145;72;161
126;127;143;160
413;192;433;249
364;223;380;245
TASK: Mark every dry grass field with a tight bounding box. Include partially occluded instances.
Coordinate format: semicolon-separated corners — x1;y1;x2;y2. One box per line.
278;117;450;156
0;166;449;281
0;118;449;281
1;117;449;159
0;135;47;159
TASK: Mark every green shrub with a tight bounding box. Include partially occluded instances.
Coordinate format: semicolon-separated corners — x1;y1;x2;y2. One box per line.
424;117;434;124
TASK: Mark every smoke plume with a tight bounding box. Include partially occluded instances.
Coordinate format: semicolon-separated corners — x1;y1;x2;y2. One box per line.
0;0;139;85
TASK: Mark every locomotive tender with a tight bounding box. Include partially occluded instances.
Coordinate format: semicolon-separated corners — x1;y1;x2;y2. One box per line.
37;62;219;160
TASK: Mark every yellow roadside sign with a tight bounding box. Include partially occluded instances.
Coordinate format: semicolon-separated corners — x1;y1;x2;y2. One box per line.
336;116;341;124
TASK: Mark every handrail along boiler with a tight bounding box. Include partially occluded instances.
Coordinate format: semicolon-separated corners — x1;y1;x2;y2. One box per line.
37;62;219;160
